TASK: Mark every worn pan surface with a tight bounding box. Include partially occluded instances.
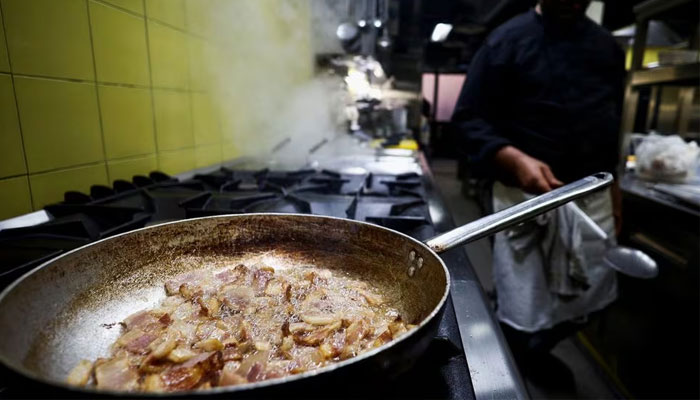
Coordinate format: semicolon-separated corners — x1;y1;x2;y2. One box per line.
0;214;451;396
0;172;613;396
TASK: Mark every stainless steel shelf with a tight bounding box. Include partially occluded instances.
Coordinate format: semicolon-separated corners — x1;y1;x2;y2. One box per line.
634;0;697;21
630;63;700;86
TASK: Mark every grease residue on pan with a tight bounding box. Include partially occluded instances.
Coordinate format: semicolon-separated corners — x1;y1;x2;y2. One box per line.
0;214;449;390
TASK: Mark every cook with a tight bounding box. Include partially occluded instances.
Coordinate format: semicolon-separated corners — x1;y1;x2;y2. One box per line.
452;0;625;384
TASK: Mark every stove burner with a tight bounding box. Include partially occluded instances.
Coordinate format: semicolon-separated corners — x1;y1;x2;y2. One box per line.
321;169;341;178
346;194;359;219
287;169;316;177
0;167;431;294
363;172;373;188
266;175;306;187
90;185;116;200
219;179;243;192
291;183;330;193
390;199;426;215
285;194;312;214
44;204;150;238
397;172;420;180
133;175;156;187
63;191;92;204
113;179;138;193
381;179;420;188
308;177;349;191
238;181;261;191
394;188;423;198
230;193;278;209
253;168;269;180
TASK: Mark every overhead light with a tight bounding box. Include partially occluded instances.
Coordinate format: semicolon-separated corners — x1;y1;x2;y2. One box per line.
378;36;391;48
377;30;391;48
373;19;383;28
336;22;359;41
431;23;452;42
357;19;367;28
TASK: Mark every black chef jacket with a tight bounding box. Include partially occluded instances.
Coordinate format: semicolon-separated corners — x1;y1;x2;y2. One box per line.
452;9;626;183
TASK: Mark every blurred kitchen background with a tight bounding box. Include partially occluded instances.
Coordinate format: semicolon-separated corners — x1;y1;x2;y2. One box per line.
1;0;698;219
0;0;698;399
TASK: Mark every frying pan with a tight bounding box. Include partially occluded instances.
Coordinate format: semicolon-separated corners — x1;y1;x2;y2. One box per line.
0;172;612;396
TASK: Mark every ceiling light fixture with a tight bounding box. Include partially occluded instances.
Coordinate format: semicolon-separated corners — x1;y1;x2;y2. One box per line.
431;23;453;42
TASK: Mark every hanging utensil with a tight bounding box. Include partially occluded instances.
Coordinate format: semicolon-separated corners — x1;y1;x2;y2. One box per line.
566;202;658;279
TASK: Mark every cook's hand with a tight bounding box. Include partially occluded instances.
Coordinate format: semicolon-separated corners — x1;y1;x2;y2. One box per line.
494;146;563;194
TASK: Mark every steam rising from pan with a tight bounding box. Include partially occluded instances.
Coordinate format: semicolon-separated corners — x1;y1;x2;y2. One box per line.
195;1;347;163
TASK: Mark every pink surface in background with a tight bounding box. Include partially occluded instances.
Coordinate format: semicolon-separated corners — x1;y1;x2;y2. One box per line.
421;73;467;122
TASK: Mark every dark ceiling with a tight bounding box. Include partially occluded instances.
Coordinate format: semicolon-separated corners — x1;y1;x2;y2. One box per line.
385;0;665;85
421;0;648;31
418;0;651;71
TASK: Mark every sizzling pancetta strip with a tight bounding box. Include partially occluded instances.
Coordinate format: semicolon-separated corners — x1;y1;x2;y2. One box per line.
67;264;415;392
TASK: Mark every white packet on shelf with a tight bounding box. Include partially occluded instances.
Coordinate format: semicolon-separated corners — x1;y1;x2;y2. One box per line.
636;134;700;183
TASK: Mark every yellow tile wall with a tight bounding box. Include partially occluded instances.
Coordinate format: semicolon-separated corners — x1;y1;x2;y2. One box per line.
2;0;95;80
0;176;32;220
89;1;150;86
103;0;143;15
0;8;9;72
107;155;157;182
0;74;25;177
0;0;313;220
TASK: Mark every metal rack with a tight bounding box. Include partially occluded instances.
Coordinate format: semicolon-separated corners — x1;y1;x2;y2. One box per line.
630;62;699;86
620;0;699;135
591;3;700;398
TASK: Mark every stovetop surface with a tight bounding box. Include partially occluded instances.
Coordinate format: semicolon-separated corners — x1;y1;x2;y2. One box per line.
0;167;474;399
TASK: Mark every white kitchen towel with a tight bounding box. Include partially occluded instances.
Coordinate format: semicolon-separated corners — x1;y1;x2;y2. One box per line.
491;182;618;332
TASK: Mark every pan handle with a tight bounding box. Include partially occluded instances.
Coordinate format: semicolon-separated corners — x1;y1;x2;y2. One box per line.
424;172;613;254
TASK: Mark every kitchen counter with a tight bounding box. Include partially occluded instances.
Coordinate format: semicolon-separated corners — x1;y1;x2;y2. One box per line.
620;173;700;218
580;171;700;397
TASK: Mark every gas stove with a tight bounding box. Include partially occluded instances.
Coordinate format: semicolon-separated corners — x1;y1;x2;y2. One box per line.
0;168;436;286
0;166;477;399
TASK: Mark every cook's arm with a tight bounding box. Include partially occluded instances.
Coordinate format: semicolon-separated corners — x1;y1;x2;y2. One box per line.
452;42;512;178
452;42;561;194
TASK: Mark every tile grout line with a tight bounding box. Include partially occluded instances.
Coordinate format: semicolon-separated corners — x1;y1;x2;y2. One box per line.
142;0;161;171
91;0;141;19
0;173;29;181
105;152;158;163
94;0;245;57
19;166;115;185
14;153;202;178
84;0;110;184
0;1;35;211
94;0;236;62
18;160;111;178
183;0;197;165
91;0;193;38
7;71;203;93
